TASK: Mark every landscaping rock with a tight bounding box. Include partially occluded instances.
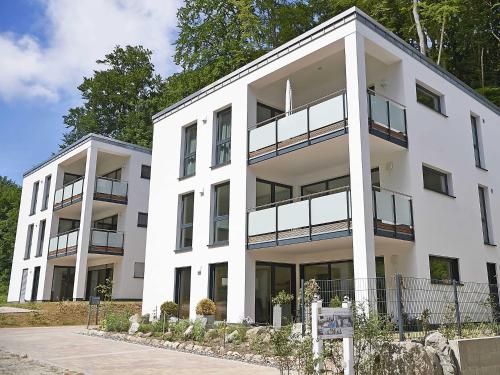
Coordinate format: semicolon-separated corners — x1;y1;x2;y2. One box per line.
425;332;459;375
143;332;152;338
245;327;263;340
395;341;443;375
169;316;179;324
184;344;194;351
184;325;193;338
226;329;239;343
162;331;172;340
128;322;140;335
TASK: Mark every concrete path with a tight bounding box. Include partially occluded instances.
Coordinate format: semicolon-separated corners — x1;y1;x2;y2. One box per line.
0;326;279;374
0;306;33;314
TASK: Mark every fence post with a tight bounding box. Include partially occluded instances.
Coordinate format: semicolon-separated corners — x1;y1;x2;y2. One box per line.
395;274;405;342
311;300;324;373
453;279;462;338
301;278;305;336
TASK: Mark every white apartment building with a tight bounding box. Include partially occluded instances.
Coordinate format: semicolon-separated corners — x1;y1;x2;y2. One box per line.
8;134;151;302
142;7;500;324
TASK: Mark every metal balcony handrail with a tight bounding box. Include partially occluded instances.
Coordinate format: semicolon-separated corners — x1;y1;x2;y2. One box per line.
372;185;412;199
52;228;80;238
90;227;123;234
96;176;128;183
249;89;347;130
367;89;406;109
56;176;84;191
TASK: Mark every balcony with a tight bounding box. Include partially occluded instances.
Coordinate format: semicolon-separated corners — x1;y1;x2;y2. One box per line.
53;177;84;210
48;229;79;259
368;90;408;147
94;177;128;204
89;229;124;256
247;186;414;249
248;90;348;164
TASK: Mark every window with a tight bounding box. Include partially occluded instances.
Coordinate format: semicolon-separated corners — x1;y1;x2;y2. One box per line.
256;179;292;207
422;166;450;195
58;218;80;233
141;165;151;179
257;102;284;126
179;193;194;249
175;267;191;318
182;124;197;177
209;263;228;321
30;181;39;215
137;212;148;228
212;182;230;244
36;220;46;257
134;262;145;278
479;186;492;244
214;108;231;166
101;168;121;180
416;84;442;113
471;116;483;168
41;175;51;210
429;256;459;284
63;173;82;185
94;215;118;231
24;224;34;259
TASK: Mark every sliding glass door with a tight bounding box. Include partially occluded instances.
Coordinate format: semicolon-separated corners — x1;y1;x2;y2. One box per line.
175;267;191;318
209;263;228;321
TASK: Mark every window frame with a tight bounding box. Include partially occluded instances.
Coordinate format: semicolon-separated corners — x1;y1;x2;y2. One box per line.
24;224;34;260
214;107;232;166
212;182;230;245
133;262;145;278
478;186;492;245
182;123;197;178
256;102;284;127
41;175;51;211
141;164;151;179
178;192;195;250
30;181;39;215
137;212;148;228
94;214;118;231
208;262;229;321
429;255;460;284
471;115;483;169
422;165;450;196
36;219;46;257
416;84;442;114
256;178;293;207
101;168;121;180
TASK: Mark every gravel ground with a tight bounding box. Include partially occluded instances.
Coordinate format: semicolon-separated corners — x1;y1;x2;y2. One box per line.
0;350;81;375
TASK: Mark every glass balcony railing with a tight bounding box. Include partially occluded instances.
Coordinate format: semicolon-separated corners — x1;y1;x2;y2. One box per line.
247;186;414;249
248;90;348;163
89;229;124;255
53;177;84;210
94;177;128;204
368;90;408;147
48;229;79;258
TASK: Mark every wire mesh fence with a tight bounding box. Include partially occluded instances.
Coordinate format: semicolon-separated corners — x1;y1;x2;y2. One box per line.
301;275;500;341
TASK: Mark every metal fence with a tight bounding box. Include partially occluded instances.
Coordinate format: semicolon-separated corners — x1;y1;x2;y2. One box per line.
301;275;500;341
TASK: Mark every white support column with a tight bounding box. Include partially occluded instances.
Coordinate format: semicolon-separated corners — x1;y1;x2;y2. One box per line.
345;32;377;306
73;147;98;300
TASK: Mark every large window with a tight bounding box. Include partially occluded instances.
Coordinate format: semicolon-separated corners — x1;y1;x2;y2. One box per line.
175;267;191;318
182;124;197;177
63;173;82;185
429;256;459;284
214;108;231;166
94;215;118;231
209;263;228;321
137;212;148;228
416;84;442;113
301;169;379;197
41;175;51;210
479;186;492;244
50;266;75;301
134;262;145;278
257;102;284;126
58;218;80;233
24;224;34;259
141;165;151;179
212;182;230;244
179;193;194;249
36;219;46;257
471;116;483;168
101;168;121;180
423;165;450;195
256;179;292;207
30;181;39;215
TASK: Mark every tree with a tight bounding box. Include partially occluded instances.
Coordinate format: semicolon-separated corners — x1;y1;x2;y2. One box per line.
0;177;21;296
62;46;163;148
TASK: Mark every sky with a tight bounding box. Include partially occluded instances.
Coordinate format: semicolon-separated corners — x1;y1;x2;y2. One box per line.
0;0;181;184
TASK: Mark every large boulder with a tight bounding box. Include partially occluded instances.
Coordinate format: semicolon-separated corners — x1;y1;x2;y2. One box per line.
128;314;140;334
184;325;194;338
245;326;263;341
226;329;240;343
394;341;443;375
425;332;459;375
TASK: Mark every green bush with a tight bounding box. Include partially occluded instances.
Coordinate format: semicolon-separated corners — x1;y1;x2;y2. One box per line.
101;311;131;332
196;298;216;315
329;295;342;308
170;319;190;339
192;319;206;342
160;301;178;318
272;290;294;306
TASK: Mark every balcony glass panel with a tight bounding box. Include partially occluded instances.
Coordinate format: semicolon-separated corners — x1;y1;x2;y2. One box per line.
57;234;68;250
63;185;73;201
67;230;78;247
111;181;127;197
309;95;344;131
375;190;394;224
96;178;113;195
249;122;275;153
277;109;308;142
310;191;348;225
389;102;405;133
91;230;108;246
395;195;412;226
54;189;63;205
73;179;83;195
277;200;309;231
248;207;276;236
49;237;58;251
370;94;389;126
107;232;123;248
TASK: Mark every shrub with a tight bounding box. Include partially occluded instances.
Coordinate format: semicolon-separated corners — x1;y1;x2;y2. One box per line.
271;325;294;374
101;311;130;332
95;278;113;302
192;319;206;342
196;298;216;315
329;295;342;308
160;301;178;318
272;290;294;306
170;319;190;340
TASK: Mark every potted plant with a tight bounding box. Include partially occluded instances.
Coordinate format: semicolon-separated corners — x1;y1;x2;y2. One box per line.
272;290;294;328
196;298;217;327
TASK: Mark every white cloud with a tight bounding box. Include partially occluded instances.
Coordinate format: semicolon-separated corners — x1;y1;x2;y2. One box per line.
0;0;181;102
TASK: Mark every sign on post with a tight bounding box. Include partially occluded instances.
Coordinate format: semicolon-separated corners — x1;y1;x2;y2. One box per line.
87;296;101;328
317;307;353;339
89;296;101;305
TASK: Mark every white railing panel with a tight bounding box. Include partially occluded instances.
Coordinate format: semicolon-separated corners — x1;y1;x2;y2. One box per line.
108;232;123;248
111;181;127;197
389;102;405;133
395;196;412;226
311;191;348;225
96;178;112;195
248;207;276;236
73;179;83;196
375;190;394;224
63;185;73;201
277;109;308;142
309;95;344;131
54;189;63;204
249;122;275;152
49;237;58;251
277;200;309;231
91;230;108;246
57;234;68;250
370;95;389;126
67;230;78;247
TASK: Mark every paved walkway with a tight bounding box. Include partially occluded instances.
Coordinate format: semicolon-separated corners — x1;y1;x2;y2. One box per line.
0;306;33;314
0;326;279;374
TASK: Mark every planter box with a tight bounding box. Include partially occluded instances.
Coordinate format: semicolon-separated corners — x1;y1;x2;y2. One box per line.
196;314;215;328
272;304;292;328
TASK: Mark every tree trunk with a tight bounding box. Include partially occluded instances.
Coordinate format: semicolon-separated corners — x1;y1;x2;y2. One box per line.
481;47;485;89
437;17;446;65
412;0;426;55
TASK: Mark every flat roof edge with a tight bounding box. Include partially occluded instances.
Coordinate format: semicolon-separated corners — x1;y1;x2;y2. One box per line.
23;133;152;178
152;7;499;123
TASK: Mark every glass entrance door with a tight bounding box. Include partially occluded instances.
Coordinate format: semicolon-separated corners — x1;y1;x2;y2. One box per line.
86;264;113;300
175;267;191;318
51;266;75;301
209;263;228;321
255;262;295;324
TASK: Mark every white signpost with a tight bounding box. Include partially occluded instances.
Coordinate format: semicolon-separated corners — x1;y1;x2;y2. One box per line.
311;298;354;374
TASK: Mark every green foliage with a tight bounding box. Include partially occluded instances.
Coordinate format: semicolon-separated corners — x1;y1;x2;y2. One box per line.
101;311;131;332
170;319;191;340
95;278;113;301
420;308;431;337
192;319;206;342
0;177;21;295
195;298;216;315
138;320;164;334
439;302;457;340
160;301;178;318
271;325;294;375
272;290;294;306
330;295;342;308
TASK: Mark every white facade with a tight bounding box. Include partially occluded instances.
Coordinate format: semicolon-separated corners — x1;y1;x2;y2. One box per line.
143;7;500;323
8;134;151;302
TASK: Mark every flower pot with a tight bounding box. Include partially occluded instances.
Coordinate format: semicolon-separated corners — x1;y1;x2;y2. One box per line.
273;304;282;328
197;314;215;328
